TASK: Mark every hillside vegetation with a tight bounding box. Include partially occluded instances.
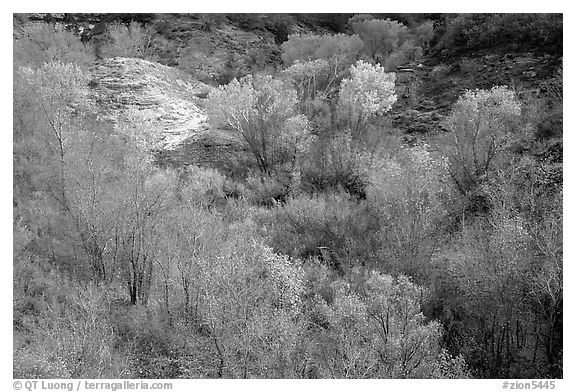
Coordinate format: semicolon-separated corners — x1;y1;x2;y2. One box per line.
13;13;562;379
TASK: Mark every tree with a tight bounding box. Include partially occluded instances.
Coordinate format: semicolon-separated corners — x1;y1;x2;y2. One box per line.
337;60;397;139
206;74;312;174
104;21;156;59
62;120;128;283
107;146;176;305
415;20;435;48
280;33;364;72
280;33;364;135
439;86;522;195
14;23;94;69
347;14;376;30
310;270;464;378
188;238;306;377
15;62;93;206
14;60;174;291
14;62;111;280
282;59;335;103
367;144;451;278
482;163;563;376
349;18;408;63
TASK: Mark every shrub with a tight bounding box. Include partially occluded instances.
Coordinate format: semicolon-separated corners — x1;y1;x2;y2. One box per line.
367;144;451;279
280;33;364;120
206;74;312;174
190;239;307;377
432;211;534;377
243;173;291;206
301;132;370;198
104;21;156;59
111;303;185;378
282;59;335;103
178;165;226;208
226;13;266;31
264;14;295;44
257;193;376;274
415;20;435;48
382;39;423;70
14;23;94;69
349;18;408;63
347;14;376;29
307;271;459;378
438;86;522;195
337;60;397;139
281;33;364;71
197;14;228;32
13;263;129;378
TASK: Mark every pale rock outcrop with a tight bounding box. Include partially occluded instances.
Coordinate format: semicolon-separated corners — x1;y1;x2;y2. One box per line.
88;57;211;149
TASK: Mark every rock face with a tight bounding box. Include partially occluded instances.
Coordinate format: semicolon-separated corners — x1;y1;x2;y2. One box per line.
88;57;211;149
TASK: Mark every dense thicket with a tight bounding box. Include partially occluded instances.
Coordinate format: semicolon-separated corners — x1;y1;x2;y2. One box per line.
13;13;562;379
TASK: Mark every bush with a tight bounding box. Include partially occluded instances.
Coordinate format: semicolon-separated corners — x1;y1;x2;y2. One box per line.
14;23;94;69
280;33;363;115
178;165;226;208
282;59;335;102
190;238;307;377
382;40;423;70
367;144;452;279
206;74;312;174
281;33;364;70
243;174;291;206
263;14;295;44
415;20;435;48
111;304;184;378
104;21;156;59
431;212;534;377
301;132;370;198
13;261;129;378
306;270;463;378
257;193;376;274
437;86;522;195
349;18;408;63
337;60;397;138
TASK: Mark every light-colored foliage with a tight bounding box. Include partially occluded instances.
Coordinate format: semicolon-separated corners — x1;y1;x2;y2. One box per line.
179;165;226;208
105;21;156;59
192;237;306;377
312;271;454;378
281;33;364;71
338;60;397;137
282;59;335;102
280;33;364;131
347;14;376;29
13;264;129;378
206;74;312;174
14;23;94;68
368;144;451;276
440;86;522;194
114;169;176;304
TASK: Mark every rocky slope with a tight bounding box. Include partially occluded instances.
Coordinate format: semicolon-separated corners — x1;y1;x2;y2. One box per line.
88;57;211;149
390;50;562;136
87;56;251;176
